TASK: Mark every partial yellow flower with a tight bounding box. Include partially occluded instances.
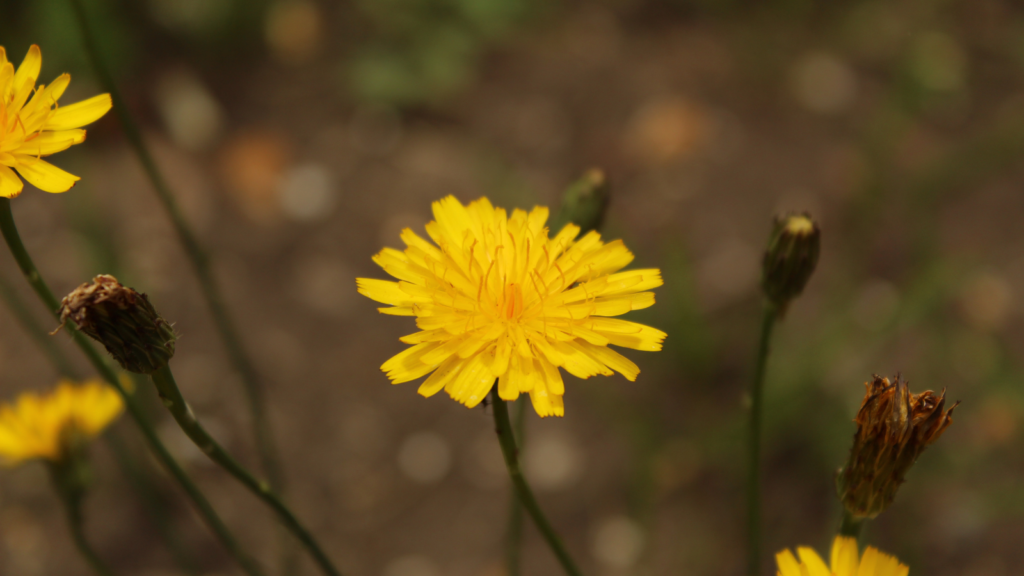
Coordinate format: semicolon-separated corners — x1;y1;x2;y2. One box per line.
0;44;113;198
0;379;123;466
776;536;908;576
357;196;666;417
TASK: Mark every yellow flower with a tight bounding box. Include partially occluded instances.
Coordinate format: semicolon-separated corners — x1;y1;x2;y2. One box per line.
357;196;666;417
0;379;123;466
776;536;909;576
0;44;113;198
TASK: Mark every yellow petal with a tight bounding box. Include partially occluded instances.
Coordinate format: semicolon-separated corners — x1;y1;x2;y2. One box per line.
43;93;112;131
830;536;859;576
775;549;802;576
586;318;667;351
0;165;24;198
16;129;86;156
444;352;494;407
13;159;80;193
575;341;640;381
796;547;831;576
13;45;41;92
418;354;463;397
381;343;443;384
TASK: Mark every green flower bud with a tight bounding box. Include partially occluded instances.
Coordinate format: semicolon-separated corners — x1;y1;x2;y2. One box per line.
58;275;176;374
761;213;820;311
550;168;610;235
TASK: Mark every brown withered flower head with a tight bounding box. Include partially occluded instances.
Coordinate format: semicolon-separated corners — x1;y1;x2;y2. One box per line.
837;374;959;520
58;275;176;374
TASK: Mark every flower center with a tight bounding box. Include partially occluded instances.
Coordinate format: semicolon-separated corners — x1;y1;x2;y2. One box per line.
499;283;524;321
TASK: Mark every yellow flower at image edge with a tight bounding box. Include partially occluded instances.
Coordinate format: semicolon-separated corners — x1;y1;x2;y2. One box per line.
0;380;123;465
357;196;666;417
777;536;909;576
0;44;113;197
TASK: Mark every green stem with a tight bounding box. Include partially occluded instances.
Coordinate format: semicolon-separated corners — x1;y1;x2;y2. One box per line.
746;304;779;576
0;198;265;576
56;489;116;576
839;510;865;540
67;0;283;495
150;365;342;576
0;273;79;377
491;389;583;576
505;398;527;576
0;272;199;573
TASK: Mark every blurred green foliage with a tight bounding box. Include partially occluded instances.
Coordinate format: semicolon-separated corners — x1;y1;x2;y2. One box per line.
348;0;545;106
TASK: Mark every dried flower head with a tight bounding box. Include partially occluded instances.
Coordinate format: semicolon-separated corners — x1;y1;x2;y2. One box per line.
58;274;176;374
838;374;959;520
0;45;113;197
0;379;123;466
357;196;666;417
761;213;820;311
776;535;908;576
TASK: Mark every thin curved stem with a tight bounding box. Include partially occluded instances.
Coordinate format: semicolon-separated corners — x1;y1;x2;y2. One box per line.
746;303;778;576
0;198;264;576
150;365;342;576
505;398;527;576
491;389;583;576
55;487;116;576
67;0;283;494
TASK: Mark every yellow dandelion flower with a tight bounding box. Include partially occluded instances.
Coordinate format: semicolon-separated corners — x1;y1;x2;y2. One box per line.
0;379;123;466
776;536;909;576
357;196;666;417
0;44;113;198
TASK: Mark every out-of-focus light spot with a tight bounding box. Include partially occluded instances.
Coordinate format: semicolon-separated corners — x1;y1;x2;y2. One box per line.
851;280;900;332
155;69;224;152
623;96;710;164
591;515;645;568
291;254;356;317
382;555;440;576
350;106;403;157
790;52;857;114
959;273;1012;332
397;431;452;484
219;131;292;222
279;163;336;221
523;431;583;491
266;1;323;65
910;32;967;92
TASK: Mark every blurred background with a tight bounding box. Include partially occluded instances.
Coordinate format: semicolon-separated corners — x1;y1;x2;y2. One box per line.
0;0;1022;574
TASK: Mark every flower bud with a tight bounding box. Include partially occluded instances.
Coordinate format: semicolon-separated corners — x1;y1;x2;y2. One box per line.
837;375;959;520
550;168;609;235
58;275;176;374
761;213;820;311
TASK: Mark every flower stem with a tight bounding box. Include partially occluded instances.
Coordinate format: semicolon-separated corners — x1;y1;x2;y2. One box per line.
149;364;342;576
0;198;265;576
746;303;779;576
491;389;583;576
67;0;284;495
53;481;116;576
505;398;527;576
0;272;200;574
839;510;865;540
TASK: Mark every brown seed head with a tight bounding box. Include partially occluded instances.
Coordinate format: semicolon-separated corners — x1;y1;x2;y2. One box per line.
837;374;959;519
58;275;176;374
